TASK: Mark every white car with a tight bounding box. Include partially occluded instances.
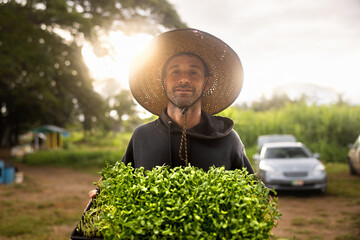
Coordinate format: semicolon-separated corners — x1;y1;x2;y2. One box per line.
254;142;327;192
257;134;296;151
348;134;360;175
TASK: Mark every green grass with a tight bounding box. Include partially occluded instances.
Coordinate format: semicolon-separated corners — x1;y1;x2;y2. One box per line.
325;163;360;198
67;132;132;149
335;234;360;240
22;149;124;169
0;194;80;239
0;188;82;240
325;163;349;174
20;131;131;170
308;217;326;225
291;217;307;227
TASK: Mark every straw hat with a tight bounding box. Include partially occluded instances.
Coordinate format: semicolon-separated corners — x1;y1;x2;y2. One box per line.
129;28;244;116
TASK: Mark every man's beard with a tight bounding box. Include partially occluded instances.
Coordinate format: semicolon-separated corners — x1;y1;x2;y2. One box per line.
166;83;200;108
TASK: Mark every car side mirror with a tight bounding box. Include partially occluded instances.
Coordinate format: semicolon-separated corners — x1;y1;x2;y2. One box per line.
313;153;320;159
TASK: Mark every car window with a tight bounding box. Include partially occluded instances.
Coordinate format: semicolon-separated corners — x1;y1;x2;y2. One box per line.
264;147;310;159
257;135;296;150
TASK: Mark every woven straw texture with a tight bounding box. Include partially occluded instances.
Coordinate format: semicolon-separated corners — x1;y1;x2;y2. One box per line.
129;29;244;116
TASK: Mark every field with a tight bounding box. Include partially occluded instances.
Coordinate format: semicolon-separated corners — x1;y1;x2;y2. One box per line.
0;160;359;240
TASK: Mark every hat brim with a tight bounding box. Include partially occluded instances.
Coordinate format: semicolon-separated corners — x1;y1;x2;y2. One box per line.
129;28;244;116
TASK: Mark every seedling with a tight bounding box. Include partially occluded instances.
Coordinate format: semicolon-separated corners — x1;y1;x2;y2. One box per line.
78;162;280;239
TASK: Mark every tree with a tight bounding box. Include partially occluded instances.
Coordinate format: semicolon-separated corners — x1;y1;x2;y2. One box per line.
0;0;186;147
250;93;293;111
105;90;138;132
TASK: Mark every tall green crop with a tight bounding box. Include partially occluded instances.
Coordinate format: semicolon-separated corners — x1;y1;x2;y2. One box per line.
78;162;280;239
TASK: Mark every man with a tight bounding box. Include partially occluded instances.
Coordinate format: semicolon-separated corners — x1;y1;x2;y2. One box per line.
123;28;254;173
88;28;253;200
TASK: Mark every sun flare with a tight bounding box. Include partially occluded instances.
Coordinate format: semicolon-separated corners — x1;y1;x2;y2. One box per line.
82;31;153;95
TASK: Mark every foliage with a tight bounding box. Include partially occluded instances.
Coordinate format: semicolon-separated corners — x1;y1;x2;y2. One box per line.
0;1;102;146
220;103;360;163
23;149;124;168
326;163;360;198
249;93;293;111
70;131;132;149
0;0;186;147
22;131;133;168
78;162;280;240
104;90;141;132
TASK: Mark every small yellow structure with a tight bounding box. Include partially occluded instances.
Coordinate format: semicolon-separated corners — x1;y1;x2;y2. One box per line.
32;125;69;150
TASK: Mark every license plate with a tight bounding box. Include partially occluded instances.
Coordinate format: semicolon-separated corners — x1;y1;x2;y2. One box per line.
291;180;304;186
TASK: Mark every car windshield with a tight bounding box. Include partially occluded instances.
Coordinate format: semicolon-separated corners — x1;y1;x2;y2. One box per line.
264;147;310;159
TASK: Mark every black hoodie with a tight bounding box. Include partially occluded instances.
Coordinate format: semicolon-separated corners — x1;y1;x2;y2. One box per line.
122;109;254;173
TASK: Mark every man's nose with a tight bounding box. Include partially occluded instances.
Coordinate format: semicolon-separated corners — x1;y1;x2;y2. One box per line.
179;73;190;84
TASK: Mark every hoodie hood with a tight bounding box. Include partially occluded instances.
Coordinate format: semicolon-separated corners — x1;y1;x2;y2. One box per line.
156;109;234;139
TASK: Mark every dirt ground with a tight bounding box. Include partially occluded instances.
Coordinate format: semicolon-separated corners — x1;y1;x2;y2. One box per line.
1;162;360;240
273;192;360;239
0;162;99;240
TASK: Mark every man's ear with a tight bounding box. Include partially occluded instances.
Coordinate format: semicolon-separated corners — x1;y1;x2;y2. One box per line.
162;78;167;91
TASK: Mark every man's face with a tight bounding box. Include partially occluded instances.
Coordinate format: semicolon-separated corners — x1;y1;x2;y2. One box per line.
163;54;208;108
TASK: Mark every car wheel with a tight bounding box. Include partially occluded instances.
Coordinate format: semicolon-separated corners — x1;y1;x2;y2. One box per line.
348;157;356;175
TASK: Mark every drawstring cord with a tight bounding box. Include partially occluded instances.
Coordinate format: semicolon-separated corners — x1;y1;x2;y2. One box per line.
162;78;209;167
179;108;189;166
168;120;173;167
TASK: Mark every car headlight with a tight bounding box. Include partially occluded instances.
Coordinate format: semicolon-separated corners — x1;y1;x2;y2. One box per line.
312;164;325;176
259;162;281;178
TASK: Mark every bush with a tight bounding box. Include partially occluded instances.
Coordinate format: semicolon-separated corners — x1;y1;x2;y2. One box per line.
307;140;349;163
220;104;360;163
72;132;132;148
23;149;123;168
78;162;280;240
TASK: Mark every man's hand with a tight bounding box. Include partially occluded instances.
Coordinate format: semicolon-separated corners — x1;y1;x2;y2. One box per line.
88;189;97;198
84;189;98;212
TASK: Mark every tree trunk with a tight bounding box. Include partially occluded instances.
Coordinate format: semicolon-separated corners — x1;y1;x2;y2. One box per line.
0;125;11;148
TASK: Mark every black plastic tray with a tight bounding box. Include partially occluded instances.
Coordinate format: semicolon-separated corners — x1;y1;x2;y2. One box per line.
70;199;103;240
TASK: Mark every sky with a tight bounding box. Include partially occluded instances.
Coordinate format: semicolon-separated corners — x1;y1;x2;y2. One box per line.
83;0;360;105
168;0;360;105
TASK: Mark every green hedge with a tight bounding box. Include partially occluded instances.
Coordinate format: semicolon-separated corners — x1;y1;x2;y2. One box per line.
219;103;360;163
23;149;124;168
